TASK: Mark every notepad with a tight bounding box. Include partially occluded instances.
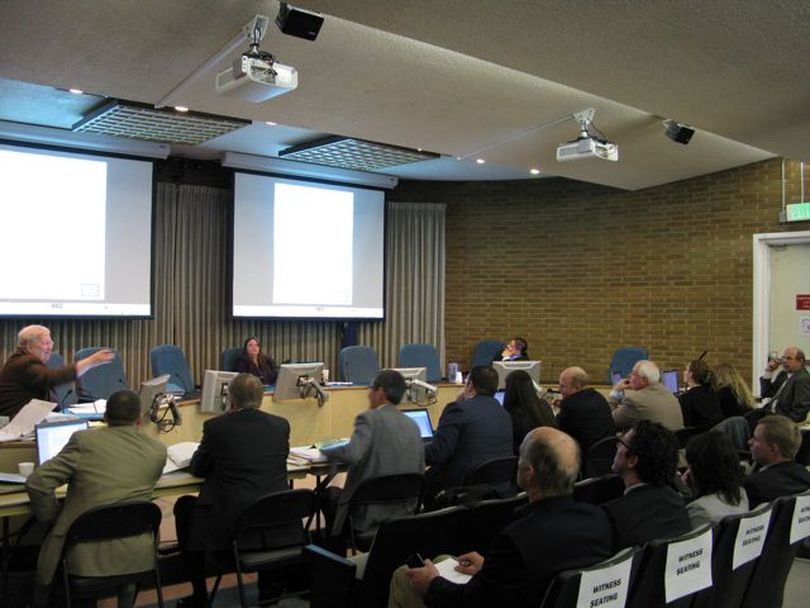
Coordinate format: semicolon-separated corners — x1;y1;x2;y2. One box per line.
163;441;200;474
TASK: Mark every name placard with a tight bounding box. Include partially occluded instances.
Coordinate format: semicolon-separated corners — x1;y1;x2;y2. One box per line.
732;508;772;570
789;494;810;544
576;556;633;608
664;528;713;603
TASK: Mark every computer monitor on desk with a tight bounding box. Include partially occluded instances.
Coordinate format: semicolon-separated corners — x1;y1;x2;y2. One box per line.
389;367;436;404
492;360;541;390
274;362;328;404
200;370;238;413
139;374;170;418
36;419;89;465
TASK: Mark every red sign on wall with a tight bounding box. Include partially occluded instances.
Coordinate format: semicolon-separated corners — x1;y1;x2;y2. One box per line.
797;295;810;310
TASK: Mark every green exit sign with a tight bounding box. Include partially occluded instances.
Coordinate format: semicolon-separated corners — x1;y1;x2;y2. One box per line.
786;202;810;222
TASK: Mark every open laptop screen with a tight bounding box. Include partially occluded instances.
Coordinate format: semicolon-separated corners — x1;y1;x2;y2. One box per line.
35;419;89;465
402;409;434;439
661;370;679;394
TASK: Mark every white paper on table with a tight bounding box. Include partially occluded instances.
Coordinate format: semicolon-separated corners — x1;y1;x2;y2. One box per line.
163;441;200;474
575;554;633;608
67;399;107;414
435;559;472;585
664;528;713;603
0;399;55;442
289;446;330;463
789;494;810;544
732;508;772;570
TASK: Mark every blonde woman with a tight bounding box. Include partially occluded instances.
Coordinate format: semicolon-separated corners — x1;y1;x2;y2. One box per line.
711;363;753;418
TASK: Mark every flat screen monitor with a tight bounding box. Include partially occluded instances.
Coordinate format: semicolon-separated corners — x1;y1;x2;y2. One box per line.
35;419;89;465
273;362;325;401
401;408;434;440
389;367;430;403
200;370;238;413
493;389;506;406
232;173;385;319
661;369;679;394
492;360;542;390
0;142;154;318
139;374;170;417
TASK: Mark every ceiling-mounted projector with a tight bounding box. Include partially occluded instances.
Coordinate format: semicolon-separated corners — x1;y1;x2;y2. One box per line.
556;137;619;162
216;55;298;102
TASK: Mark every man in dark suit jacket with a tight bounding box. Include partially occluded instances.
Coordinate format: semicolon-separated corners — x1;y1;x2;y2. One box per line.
760;346;810;423
424;366;513;503
602;420;690;551
743;414;810;506
322;369;424;537
174;373;290;608
398;427;612;608
556;366;615;453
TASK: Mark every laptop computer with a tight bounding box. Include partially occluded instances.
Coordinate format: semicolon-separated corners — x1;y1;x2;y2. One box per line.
402;409;435;441
661;369;680;395
35;419;89;465
493;390;506;406
611;371;624;385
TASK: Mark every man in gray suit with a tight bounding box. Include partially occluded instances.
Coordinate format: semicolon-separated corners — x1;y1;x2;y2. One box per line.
608;360;684;432
322;369;425;538
760;346;810;422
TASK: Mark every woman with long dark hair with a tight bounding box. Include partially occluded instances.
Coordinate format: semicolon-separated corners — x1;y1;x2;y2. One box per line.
502;369;556;454
234;336;278;385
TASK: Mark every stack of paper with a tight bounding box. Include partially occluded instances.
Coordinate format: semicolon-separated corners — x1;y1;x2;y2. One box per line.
0;400;55;442
288;446;330;464
162;441;200;474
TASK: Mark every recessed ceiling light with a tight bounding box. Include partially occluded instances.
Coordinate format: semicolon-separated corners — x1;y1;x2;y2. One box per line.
476;158;486;164
174;105;189;113
68;88;84;95
265;121;278;126
416;148;423;152
530;168;541;175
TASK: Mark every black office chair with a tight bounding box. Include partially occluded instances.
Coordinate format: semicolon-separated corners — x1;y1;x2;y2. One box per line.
539;546;640;608
580;436;617;479
59;501;163;608
572;474;624;505
442;456;518;506
346;473;424;554
457;492;528;555
211;489;317;608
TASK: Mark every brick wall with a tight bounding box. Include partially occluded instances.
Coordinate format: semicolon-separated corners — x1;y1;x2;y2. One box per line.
389;158;808;385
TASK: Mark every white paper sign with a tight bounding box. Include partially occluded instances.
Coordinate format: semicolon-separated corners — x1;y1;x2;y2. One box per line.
576;555;633;608
732;508;772;570
799;317;810;337
789;494;810;544
664;528;713;603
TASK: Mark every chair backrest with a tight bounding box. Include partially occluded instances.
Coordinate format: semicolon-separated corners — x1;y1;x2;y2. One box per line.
46;351;77;406
609;347;649;381
361;506;463;608
74;347;128;400
741;491;810;608
150;344;194;392
472;339;505;368
457;493;528;555
350;473;424;507
221;347;242;372
540;546;640;608
691;502;773;608
627;524;714;608
711;415;751;451
338;346;380;384
65;500;162;544
234;489;317;551
573;474;625;505
399;343;443;383
581;436;617;479
463;456;518;486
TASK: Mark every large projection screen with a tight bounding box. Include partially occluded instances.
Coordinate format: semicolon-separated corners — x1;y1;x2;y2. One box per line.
232;172;385;319
0;142;154;317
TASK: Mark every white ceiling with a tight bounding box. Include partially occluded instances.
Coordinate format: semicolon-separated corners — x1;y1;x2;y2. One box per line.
0;0;807;190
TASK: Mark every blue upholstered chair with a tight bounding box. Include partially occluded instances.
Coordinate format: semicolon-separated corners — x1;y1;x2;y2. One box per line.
471;339;505;368
150;344;195;394
46;351;78;407
74;347;128;401
220;347;242;372
608;347;649;381
399;343;443;382
338;346;380;384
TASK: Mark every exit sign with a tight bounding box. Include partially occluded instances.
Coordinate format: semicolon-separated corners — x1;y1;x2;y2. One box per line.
786;202;810;222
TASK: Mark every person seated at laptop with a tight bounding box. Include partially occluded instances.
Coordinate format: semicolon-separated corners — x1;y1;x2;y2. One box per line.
234;335;278;385
608;360;684;432
678;359;723;432
25;389;167;608
0;324;114;417
494;336;529;362
424;366;513;507
503;370;556;454
321;369;425;542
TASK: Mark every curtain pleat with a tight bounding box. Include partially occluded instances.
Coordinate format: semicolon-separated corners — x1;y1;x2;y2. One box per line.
0;188;445;386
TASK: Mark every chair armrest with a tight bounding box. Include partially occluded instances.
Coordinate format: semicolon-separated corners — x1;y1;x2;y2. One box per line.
304;544;357;608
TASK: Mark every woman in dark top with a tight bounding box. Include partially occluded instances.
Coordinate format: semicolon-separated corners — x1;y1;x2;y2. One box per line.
234;336;278;385
711;362;754;418
502;369;556;454
678;359;723;432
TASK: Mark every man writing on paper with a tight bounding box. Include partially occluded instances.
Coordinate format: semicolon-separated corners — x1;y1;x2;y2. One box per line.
392;427;612;608
25;389;167;608
0;324;114;417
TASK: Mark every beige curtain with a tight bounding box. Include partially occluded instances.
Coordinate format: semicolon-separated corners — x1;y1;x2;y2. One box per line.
0;187;445;386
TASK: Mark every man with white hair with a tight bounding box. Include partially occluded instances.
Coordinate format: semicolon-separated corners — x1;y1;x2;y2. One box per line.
0;325;114;417
608;360;683;431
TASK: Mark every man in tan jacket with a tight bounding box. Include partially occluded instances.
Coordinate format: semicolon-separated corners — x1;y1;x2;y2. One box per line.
26;389;167;607
608;360;684;432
